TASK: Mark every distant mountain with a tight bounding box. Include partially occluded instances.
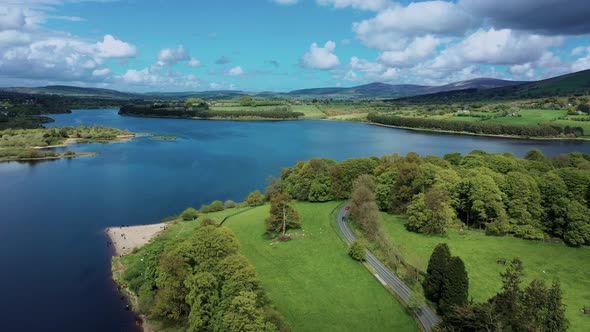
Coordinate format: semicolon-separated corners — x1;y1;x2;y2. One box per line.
0;85;144;99
286;79;525;99
395;69;590;103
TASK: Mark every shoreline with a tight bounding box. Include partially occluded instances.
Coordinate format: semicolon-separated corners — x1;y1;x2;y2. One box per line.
367;122;590;141
34;134;139;150
105;223;168;256
107;222;169;332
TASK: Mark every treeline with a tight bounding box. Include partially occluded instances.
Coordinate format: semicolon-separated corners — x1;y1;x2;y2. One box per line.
368;113;584;137
0;91;135;129
119;104;303;120
120;220;287;332
423;244;569;331
275;150;590;247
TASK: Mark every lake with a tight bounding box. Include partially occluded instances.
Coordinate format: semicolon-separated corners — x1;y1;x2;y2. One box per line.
1;109;590;331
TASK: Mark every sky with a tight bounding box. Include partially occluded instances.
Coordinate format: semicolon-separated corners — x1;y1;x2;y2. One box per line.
1;0;590;92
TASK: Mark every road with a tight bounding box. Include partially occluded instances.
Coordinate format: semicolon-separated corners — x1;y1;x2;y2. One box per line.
337;203;440;332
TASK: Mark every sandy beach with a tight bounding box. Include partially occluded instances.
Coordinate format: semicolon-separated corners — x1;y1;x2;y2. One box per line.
106;223;168;256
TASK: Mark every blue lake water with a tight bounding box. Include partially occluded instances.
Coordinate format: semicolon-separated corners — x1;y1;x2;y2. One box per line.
1;109;590;331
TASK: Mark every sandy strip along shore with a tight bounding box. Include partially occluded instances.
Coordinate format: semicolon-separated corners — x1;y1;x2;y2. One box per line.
106;223;168;256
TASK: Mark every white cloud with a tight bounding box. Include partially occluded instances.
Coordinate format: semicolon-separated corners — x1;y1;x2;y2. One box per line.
572;46;588;56
227;66;245;76
271;0;299;5
353;1;474;51
432;28;564;70
0;7;26;30
187;57;201;67
156;45;190;66
302;41;340;69
95;34;136;58
572;48;590;72
379;35;440;67
92;68;111;76
317;0;391;11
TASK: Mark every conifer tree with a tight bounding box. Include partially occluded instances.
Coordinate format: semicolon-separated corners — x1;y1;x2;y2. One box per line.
423;243;451;303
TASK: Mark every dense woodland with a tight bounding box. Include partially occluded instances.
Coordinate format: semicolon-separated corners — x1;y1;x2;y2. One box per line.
368;113;584;137
121;219;287;332
0;91;129;129
119;101;303;120
275;151;590;247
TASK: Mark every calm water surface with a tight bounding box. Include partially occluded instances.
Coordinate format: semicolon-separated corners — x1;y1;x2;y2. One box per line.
2;109;590;331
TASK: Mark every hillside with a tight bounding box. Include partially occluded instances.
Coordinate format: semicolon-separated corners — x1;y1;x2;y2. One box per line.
287;79;524;99
396;69;590;103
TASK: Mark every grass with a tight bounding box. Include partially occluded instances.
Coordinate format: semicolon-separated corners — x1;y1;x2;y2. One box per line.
447;116;484;122
379;214;590;332
291;105;327;119
211;202;419;332
485;109;568;125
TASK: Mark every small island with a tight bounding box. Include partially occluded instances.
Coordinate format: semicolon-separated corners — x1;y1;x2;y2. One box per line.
119;97;305;121
0;126;138;162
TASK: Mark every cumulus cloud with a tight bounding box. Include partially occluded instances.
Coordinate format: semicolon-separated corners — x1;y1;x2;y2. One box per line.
187;58;201;67
353;1;474;51
378;35;440;67
227;66;245;76
95;34;136;58
156;45;190;66
431;28;564;70
572;47;590;72
0;3;136;84
317;0;391;11
0;7;26;30
302;41;340;69
460;0;590;35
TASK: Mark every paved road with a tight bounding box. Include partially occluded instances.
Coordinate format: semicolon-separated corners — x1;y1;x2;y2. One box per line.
337;203;440;332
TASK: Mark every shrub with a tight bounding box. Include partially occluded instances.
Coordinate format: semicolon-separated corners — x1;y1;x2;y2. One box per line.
200;200;225;213
245;190;265;206
348;241;366;261
224;200;237;209
180;207;199;221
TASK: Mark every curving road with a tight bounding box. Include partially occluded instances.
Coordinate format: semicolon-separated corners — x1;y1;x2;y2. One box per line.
337;203;440;332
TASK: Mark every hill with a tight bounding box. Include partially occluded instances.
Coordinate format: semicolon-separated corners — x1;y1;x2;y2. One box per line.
395;69;590;103
287;79;524;99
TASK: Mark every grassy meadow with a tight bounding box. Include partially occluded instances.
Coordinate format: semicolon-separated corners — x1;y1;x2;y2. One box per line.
379;214;590;332
215;202;419;332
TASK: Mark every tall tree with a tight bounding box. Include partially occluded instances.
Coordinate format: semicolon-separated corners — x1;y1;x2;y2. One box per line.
264;192;300;235
423;243;451;303
439;256;469;315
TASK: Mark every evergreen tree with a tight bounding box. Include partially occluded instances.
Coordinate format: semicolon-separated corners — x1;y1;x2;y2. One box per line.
423;243;451;303
439;256;469;315
546;280;569;332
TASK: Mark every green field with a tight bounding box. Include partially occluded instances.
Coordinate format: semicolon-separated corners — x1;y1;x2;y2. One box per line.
379;214;590;332
209;202;418;332
291;105;327;119
447;116;484;122
485;109;568;125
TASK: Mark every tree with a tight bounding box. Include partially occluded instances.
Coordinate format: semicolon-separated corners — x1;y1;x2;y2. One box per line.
184;226;240;271
348;240;366;261
152;248;190;321
424;243;451;303
219;291;267;332
186;272;219;331
264;192;300;235
245;190;265;207
546;280;569;331
494;258;525;329
407;186;455;234
439;256;469;315
349;175;380;240
181;207;199;221
525;148;546;162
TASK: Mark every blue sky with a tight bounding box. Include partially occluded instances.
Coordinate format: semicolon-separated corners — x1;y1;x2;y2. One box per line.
1;0;590;92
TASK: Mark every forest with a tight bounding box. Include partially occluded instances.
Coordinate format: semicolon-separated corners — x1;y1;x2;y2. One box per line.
118;219;286;332
274;150;590;247
368;112;584;138
119;102;303;120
